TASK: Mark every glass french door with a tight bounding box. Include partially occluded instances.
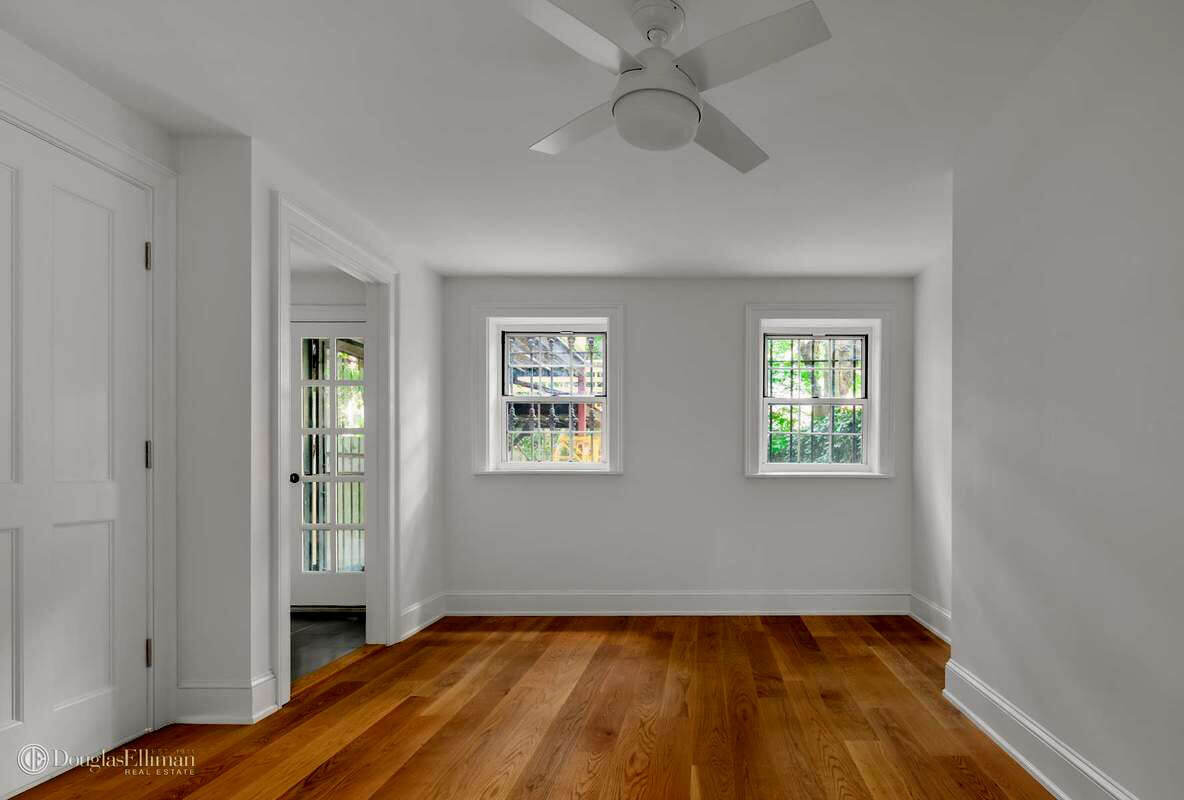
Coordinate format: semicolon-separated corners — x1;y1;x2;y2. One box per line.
292;323;368;606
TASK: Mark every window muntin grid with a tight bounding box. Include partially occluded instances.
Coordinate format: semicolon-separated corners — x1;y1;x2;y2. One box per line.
762;334;869;466
299;336;366;572
500;331;607;465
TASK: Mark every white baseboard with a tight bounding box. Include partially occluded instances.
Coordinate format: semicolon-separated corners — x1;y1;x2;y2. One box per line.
944;661;1139;800
400;592;446;640
443;590;910;616
908;592;951;642
173;671;277;724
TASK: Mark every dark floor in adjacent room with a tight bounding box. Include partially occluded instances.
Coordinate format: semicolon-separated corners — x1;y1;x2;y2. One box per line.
290;610;366;681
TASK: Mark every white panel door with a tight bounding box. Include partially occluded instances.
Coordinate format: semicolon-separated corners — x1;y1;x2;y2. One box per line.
0;120;151;794
291;323;368;607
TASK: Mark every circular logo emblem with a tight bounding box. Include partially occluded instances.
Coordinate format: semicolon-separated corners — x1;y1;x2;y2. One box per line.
17;744;50;776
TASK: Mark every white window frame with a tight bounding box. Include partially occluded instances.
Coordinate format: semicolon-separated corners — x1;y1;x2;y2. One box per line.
745;305;894;477
474;305;624;474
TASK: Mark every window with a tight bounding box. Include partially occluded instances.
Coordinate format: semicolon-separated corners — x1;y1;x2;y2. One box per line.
477;308;623;473
746;308;891;476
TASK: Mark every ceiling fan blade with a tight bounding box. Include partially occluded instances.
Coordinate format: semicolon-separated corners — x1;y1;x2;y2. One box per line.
511;0;641;75
695;102;769;173
676;1;831;92
530;102;615;155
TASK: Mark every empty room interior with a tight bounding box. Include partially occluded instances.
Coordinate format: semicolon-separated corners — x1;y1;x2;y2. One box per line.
0;0;1179;798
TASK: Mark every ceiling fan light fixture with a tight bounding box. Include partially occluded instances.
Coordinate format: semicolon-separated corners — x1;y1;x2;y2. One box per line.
612;89;700;151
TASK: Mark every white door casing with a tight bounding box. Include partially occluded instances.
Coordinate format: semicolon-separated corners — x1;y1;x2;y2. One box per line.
0;120;151;794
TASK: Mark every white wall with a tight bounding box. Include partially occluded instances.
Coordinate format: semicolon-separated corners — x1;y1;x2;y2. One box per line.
0;27;175;171
950;1;1183;797
290;268;367;307
175;136;255;719
911;182;952;639
443;278;914;613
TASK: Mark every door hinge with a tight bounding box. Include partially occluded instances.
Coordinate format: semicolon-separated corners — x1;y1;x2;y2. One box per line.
146;638;153;668
144;241;152;271
145;440;153;469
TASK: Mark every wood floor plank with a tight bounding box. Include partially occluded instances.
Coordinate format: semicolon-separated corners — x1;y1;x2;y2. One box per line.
22;616;1055;800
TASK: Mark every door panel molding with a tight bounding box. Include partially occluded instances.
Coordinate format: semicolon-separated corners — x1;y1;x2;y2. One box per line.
0;79;176;796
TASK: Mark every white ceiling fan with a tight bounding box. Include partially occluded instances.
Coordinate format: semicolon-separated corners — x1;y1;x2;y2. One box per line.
512;0;832;173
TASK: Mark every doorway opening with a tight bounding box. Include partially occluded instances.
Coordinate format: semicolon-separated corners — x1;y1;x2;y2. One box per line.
274;194;398;706
290;263;371;680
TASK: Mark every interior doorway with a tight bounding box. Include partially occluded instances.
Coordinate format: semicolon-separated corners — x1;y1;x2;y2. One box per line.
273;194;397;705
289;263;371;680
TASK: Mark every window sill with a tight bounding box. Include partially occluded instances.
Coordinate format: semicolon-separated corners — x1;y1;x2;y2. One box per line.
476;468;622;477
746;471;891;479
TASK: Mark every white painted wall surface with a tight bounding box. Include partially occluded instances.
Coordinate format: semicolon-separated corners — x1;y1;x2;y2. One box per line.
952;1;1184;797
0;27;175;171
911;188;952;637
443;278;914;611
176;136;255;705
290;268;367;307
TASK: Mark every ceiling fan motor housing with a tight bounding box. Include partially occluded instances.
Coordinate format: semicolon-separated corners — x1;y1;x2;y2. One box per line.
631;0;686;42
611;46;703;151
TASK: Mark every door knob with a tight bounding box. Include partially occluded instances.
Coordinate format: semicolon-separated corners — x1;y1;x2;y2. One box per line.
289;473;300;484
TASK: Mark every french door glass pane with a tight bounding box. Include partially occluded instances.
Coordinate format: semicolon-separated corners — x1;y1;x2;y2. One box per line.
302;387;329;428
302;434;330;476
302;338;330;380
302;529;330;572
336;385;364;429
337;481;364;524
337;337;364;380
336;530;365;573
337;434;364;475
303;481;329;524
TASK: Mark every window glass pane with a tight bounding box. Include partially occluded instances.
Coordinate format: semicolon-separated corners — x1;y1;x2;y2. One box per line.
337;530;365;573
768;404;864;465
303;481;329;524
301;338;329;380
301;387;328;428
504;333;606;397
506;401;604;464
337;481;364;525
337;434;364;475
336;385;364;429
765;335;866;399
301;529;330;572
336;337;364;380
302;434;330;476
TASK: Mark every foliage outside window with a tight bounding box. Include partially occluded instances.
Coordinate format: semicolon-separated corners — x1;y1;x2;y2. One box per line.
750;314;882;476
764;335;868;466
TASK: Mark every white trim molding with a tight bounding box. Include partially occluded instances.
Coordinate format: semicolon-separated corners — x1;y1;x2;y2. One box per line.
944;661;1140;800
909;592;951;643
445;590;910;616
400;592;446;640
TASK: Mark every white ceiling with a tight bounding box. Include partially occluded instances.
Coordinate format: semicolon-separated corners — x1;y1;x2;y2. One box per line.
0;0;1086;276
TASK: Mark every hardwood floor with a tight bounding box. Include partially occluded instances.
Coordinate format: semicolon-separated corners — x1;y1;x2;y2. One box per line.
21;616;1053;799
